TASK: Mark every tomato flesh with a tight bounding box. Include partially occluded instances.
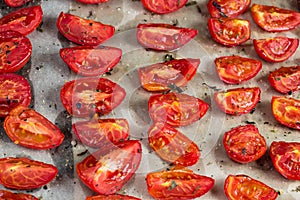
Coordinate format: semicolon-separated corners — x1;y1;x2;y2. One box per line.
86;194;140;200
207;0;251;18
141;0;188;14
0;189;39;200
4;0;31;7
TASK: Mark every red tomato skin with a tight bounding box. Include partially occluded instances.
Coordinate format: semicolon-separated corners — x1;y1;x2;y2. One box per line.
141;0;188;14
0;6;43;35
207;0;251;18
76;140;142;195
214;55;262;84
4;0;31;7
77;0;109;4
272;96;300;130
148;92;209;127
0;73;31;117
0;31;32;73
223;124;267;164
270;141;300;180
253;37;299;63
0;189;39;200
251;4;300;32
224;174;278;200
207;17;250;47
148;122;200;166
86;194;140;200
56;12;115;46
268;66;300;94
138;58;200;92
137;23;198;51
0;157;58;190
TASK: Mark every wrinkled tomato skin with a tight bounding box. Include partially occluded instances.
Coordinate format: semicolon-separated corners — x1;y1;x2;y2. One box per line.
137;23;198;51
208;17;250;47
214;87;261;115
251;4;300;32
60;46;122;77
77;0;108;4
76;140;142;195
0;31;32;73
86;194;140;200
4;105;65;150
272;96;300;130
148;122;200;166
268;66;300;94
0;157;58;190
146;167;214;199
72;118;129;148
60;77;126;117
141;0;188;14
4;0;31;7
223;124;267;164
270;141;300;180
0;6;43;35
0;73;31;117
0;189;39;200
214;55;262;84
138;58;200;92
253;37;299;63
56;12;115;46
148;92;209;127
224;174;278;200
207;0;251;18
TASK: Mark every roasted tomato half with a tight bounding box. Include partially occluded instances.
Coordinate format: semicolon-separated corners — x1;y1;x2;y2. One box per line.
138;58;200;92
0;157;58;190
4;0;31;7
0;189;39;200
148;92;209;127
0;31;32;73
56;12;115;46
76;140;142;195
146;167;214;199
268;66;300;94
208;17;250;47
141;0;188;14
207;0;251;18
272;96;300;130
72;118;129;148
251;4;300;32
0;73;31;117
270;141;300;180
0;5;43;35
214;87;261;115
253;37;299;63
214;55;262;84
77;0;108;4
60;77;126;117
86;194;140;200
223;124;267;164
224;174;278;200
148;122;200;166
60;46;122;77
137;23;198;51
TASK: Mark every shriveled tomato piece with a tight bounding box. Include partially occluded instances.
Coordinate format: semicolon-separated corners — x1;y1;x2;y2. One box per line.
138;58;200;92
60;46;122;77
141;0;188;14
148;92;209;127
270;141;300;180
4;0;31;7
214;87;261;115
86;194;140;200
77;0;109;4
224;174;278;200
0;189;39;200
215;55;262;84
56;12;115;46
272;96;300;130
208;17;250;47
146;167;214;199
268;66;300;94
60;77;126;117
137;23;198;51
223;124;267;164
0;5;43;35
0;157;58;190
253;37;299;63
72;118;129;148
207;0;251;18
76;140;142;195
251;4;300;32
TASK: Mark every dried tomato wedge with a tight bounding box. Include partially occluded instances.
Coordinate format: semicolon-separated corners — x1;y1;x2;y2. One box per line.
4;0;31;7
272;96;300;130
0;189;39;200
141;0;188;14
251;4;300;32
86;194;140;200
77;0;109;4
207;0;251;18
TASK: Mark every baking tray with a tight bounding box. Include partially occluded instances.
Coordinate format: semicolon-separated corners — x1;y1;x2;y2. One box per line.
0;0;299;199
